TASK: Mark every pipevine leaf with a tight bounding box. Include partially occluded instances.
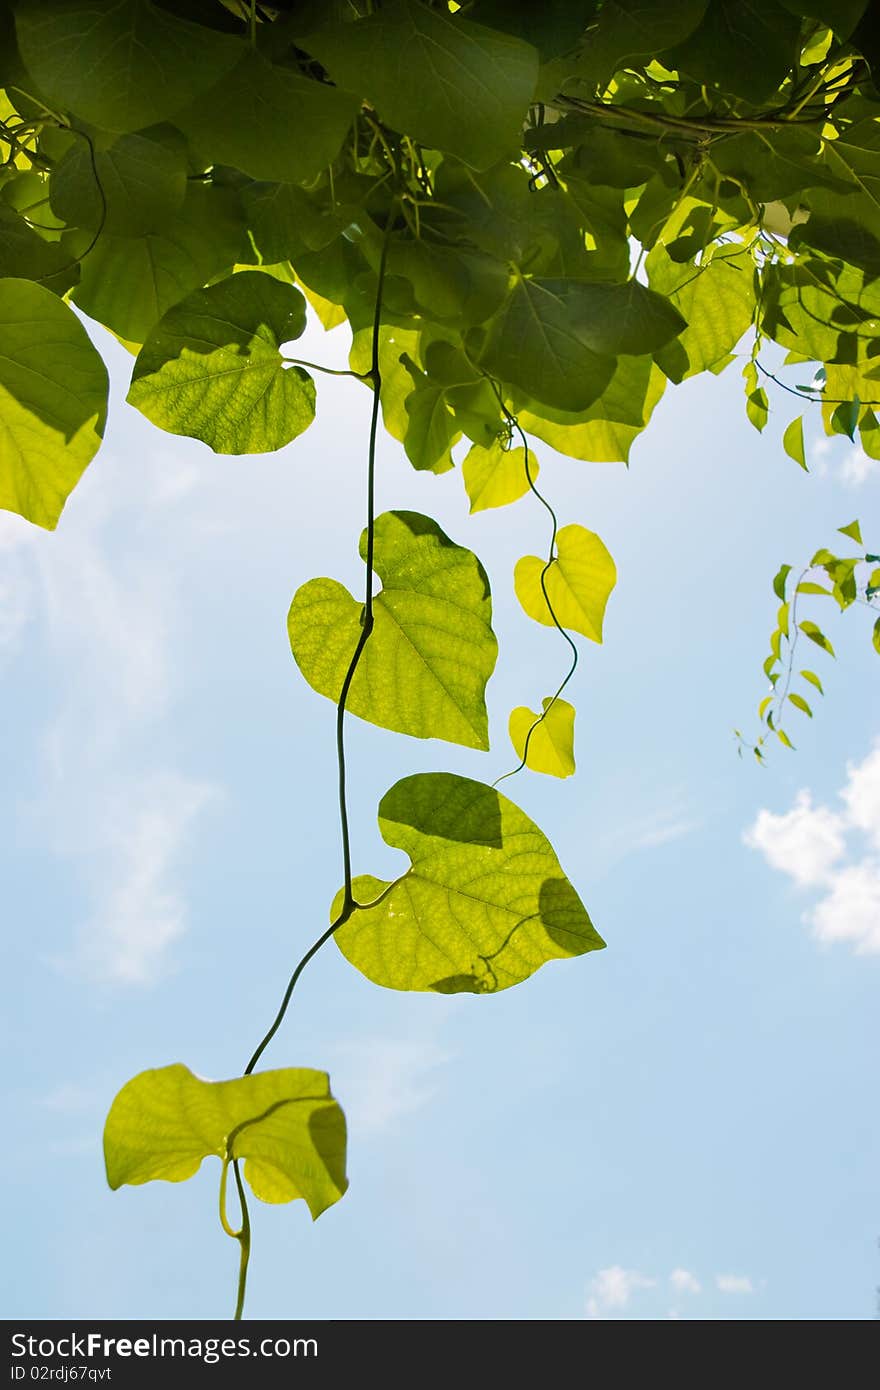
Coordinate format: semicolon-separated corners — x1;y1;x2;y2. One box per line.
0;276;108;530
649;245;755;383
49;130;187;236
0;203;78;295
874;617;880;655
71;184;248;345
515;524;617;643
104;1064;347;1218
14;0;242;133
462;441;536;513
127;271;315;454
288;511;497;749
175;50;360;186
515;356;666;464
474;277;616;413
332;772;604;993
399;355;459;474
305;0;539;170
509;698;576;779
800;669;824;694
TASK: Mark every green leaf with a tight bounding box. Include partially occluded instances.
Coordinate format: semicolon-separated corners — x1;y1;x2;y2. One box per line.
462;440;535;513
509;697;576;779
773;563;791;600
649;246;755;382
474;277;616;413
175;50;359;185
71;184;247;345
15;0;242;132
399;354;459;474
0;276;108;530
782;416;807;470
873;617;880;655
799;619;835;656
788;692;813;717
49;130;187;236
800;669;824;694
515;355;666;464
103;1064;347;1218
514;524;616;643
0;202;77;294
758;694;773;720
333;772;604;994
796;581;832;595
777;601;790;638
573;0;707;84
128;272;315;455
547;277;687;357
306;0;538;170
831;400;860;441
777;728;796;750
289;511;497;749
838;519;863;545
666;0;802;104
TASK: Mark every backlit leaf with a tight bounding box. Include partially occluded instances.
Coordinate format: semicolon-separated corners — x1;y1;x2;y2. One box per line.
333;772;604;993
783;416;806;470
289;511;497;749
515;524;616;642
0;276;108;529
462;440;535;513
128;272;315;454
104;1064;347;1218
799;619;835;656
509;697;576;778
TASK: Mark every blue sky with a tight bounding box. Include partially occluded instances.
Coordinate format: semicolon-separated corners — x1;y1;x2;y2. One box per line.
1;311;878;1322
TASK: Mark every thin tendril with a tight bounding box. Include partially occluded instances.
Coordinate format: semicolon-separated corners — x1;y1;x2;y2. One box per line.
242;225;391;1077
483;378;579;787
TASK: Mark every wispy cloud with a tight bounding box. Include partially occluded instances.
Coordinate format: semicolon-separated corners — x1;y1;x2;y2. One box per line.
744;741;880;955
812;438;880;486
13;459;220;984
716;1274;754;1295
332;1036;452;1137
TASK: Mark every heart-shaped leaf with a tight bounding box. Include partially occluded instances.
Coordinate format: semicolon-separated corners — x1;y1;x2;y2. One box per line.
515;524;617;642
104;1064;347;1218
289;511;498;749
333;772;604;993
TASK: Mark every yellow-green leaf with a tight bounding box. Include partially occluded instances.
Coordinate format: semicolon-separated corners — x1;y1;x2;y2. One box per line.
509;697;576;778
514;524;616;642
838;519;863;545
103;1064;347;1218
289;511;497;749
783;415;807;469
128;272;315;454
0;277;108;530
333;773;604;994
462;440;536;513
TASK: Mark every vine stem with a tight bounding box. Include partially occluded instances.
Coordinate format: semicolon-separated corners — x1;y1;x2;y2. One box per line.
484;380;579;786
242;225;391;1079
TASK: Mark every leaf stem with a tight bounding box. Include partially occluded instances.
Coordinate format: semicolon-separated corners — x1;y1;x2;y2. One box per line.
231;1160;251;1321
242;225;391;1076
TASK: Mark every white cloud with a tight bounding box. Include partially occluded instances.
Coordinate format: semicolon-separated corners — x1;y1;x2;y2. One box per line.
332;1036;452;1137
71;771;218;984
716;1274;754;1295
743;791;845;888
840;745;880;850
586;1266;656;1319
744;742;880;955
670;1268;701;1295
808;860;880;955
840;445;880;487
